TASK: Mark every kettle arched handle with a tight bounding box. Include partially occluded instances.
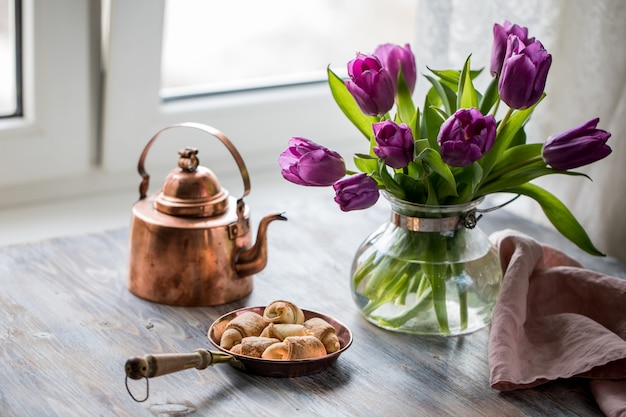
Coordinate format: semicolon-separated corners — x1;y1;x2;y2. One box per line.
137;122;251;201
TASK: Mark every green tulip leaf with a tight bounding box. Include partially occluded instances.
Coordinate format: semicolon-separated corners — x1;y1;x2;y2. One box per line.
396;172;427;202
409;108;421;144
417;148;457;196
354;153;378;174
425;180;440;206
427;67;483;89
421;105;445;149
480;96;543;178
489;143;543;175
479;76;500;114
479;167;560;195
505;183;605;256
378;160;406;199
327;67;378;140
452;162;483;202
510;124;527;147
396;70;415;124
414;138;430;154
470;162;483;195
458;55;479;110
427;68;461;86
424;75;455;115
406;160;427;179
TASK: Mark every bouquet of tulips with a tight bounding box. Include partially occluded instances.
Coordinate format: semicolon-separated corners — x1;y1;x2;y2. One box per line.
280;21;611;256
279;22;612;333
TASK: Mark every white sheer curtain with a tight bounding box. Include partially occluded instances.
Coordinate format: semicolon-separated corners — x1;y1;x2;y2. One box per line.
414;0;626;263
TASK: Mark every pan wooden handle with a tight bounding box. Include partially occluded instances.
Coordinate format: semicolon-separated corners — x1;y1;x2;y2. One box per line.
125;349;232;379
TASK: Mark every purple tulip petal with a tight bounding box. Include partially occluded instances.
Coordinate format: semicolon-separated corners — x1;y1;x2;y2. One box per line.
345;53;395;116
437;108;497;167
333;173;380;211
542;118;612;170
278;137;346;186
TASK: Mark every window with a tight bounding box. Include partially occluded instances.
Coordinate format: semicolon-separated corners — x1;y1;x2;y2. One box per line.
161;0;417;98
0;0;94;198
101;1;418;188
1;0;418;204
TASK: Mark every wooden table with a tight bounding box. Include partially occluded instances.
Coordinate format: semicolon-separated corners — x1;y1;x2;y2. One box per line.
1;189;623;417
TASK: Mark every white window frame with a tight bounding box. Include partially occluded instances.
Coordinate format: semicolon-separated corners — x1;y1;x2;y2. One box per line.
1;0;415;208
0;0;96;202
101;0;360;190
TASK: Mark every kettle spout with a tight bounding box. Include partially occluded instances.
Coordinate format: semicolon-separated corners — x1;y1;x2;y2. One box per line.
235;212;287;277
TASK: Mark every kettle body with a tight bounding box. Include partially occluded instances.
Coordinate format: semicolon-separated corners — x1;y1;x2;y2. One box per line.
127;123;286;306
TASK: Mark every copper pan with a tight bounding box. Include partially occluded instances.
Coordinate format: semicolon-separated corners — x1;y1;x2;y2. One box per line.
124;307;353;401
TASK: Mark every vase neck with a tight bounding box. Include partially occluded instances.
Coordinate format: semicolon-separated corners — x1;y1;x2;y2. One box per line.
383;192;483;232
391;211;480;232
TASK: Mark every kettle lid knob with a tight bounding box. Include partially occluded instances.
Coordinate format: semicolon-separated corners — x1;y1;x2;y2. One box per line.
154;147;229;217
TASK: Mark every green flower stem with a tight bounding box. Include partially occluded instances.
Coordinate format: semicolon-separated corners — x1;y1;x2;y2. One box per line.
374;285;433;328
415;270;429;298
451;263;468;331
422;234;450;333
425;264;450;333
362;256;405;298
397;264;420;305
491;99;501;117
361;260;413;315
496;108;514;136
353;252;377;288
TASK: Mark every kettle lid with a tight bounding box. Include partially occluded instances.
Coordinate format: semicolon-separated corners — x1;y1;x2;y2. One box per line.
154;147;229;217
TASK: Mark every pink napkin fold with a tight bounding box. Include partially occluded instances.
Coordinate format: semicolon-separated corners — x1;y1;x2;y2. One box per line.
488;229;626;417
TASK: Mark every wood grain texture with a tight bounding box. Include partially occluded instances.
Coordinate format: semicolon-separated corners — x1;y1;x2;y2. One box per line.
0;188;619;417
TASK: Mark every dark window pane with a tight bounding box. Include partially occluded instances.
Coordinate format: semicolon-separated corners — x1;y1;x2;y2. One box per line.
0;0;21;118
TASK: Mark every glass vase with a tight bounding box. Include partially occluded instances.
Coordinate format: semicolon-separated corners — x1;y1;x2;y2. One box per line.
350;192;502;336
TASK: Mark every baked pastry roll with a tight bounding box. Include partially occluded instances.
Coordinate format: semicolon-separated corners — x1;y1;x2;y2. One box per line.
261;336;327;360
260;323;310;340
304;317;341;353
263;300;305;324
230;336;280;358
219;311;267;350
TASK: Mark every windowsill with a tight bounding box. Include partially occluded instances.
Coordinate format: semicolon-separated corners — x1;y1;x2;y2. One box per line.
0;169;319;247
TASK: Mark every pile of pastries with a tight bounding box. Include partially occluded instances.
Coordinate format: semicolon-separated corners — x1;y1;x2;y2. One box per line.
214;300;341;360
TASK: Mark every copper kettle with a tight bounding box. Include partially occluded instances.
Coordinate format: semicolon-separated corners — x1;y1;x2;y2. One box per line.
127;123;286;306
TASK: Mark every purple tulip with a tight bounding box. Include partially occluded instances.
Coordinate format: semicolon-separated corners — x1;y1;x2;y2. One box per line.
333;173;380;211
279;137;346;186
437;108;497;168
374;43;417;95
498;36;552;110
372;120;415;169
345;53;395;116
542;118;612;170
490;21;534;76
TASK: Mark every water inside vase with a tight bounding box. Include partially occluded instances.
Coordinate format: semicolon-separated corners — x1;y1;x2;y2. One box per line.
351;224;502;336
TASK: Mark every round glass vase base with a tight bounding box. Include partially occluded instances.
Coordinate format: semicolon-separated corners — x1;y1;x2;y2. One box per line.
350;193;502;337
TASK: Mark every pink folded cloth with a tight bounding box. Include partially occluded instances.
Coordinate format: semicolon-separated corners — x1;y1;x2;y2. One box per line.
488;229;626;417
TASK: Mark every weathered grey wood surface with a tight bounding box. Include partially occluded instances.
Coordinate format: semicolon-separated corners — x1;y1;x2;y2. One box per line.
0;189;622;417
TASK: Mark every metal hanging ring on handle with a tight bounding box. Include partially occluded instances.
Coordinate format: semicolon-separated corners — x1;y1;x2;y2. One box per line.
136;122;251;201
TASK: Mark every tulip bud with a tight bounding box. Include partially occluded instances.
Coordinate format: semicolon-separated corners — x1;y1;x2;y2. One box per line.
372;120;414;169
333;173;380;211
279;137;346;186
490;21;534;77
542;118;612;170
437;108;497;168
498;36;552;110
345;53;395;116
374;43;417;95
